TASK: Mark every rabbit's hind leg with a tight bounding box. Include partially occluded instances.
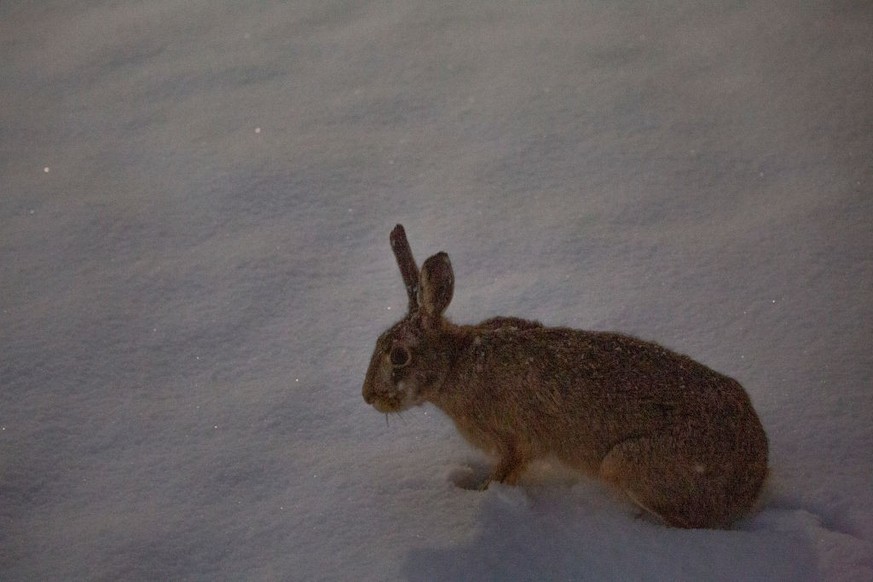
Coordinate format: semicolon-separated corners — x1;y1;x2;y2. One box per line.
599;434;709;528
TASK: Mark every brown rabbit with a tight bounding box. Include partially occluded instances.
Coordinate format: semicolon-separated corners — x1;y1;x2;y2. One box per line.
363;225;768;529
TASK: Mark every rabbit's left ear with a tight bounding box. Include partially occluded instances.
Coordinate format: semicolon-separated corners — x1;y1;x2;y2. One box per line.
419;252;454;319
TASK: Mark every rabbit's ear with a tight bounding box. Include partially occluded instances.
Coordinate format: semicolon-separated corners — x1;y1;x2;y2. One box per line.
419;252;454;318
390;224;420;312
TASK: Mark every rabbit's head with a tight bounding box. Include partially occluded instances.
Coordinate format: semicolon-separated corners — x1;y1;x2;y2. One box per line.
362;226;456;413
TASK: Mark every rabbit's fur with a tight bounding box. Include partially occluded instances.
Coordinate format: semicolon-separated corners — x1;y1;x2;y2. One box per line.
363;225;768;529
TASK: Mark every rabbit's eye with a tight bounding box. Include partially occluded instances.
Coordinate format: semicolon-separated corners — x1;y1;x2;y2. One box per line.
389;345;411;368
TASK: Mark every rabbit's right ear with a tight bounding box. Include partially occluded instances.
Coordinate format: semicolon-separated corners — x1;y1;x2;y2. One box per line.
419;252;454;319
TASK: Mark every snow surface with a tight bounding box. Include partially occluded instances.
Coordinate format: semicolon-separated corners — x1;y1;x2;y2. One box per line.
2;0;872;580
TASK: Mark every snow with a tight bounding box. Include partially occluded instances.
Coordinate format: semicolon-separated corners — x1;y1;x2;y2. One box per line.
1;0;871;580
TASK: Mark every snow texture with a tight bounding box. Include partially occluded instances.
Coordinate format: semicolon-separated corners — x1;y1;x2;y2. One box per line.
2;0;872;580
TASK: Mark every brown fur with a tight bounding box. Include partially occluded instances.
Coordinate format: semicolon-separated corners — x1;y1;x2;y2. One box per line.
362;225;768;529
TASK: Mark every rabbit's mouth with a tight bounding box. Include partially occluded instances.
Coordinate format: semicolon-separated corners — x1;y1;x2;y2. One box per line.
366;381;423;414
369;395;410;414
370;399;402;413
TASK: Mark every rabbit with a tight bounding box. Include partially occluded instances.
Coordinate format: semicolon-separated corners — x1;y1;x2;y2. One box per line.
362;225;768;529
